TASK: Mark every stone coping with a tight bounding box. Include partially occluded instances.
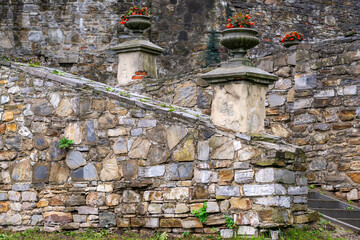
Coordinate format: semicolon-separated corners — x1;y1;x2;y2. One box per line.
0;60;301;153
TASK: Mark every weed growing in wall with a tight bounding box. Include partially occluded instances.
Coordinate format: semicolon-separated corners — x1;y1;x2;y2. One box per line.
58;137;74;150
191;202;208;223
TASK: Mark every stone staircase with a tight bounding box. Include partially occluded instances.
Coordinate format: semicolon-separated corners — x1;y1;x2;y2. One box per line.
308;190;360;231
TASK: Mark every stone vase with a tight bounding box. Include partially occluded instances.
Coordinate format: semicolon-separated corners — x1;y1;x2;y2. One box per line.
124;15;151;37
220;28;260;59
283;39;301;48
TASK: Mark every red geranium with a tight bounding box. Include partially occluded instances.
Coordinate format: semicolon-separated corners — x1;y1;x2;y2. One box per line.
281;31;304;43
226;12;255;29
120;6;150;25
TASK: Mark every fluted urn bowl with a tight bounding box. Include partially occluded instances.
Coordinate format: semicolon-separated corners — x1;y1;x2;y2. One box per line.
283;39;301;48
124;15;151;33
220;28;260;58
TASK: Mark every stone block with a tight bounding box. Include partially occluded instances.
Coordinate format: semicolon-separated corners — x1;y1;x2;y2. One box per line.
197;141;210;160
166;126;188;150
169;163;193;180
143;191;162;201
99;212;116;228
234;170;254;183
181;217;203;228
77;206;98;215
294;73;317;90
144;218;159;228
72;164;97;180
117;218;130;228
44;212;72;224
288;186;308;195
66;151;86;169
21;192;37;202
230;198;251;210
220;229;234;239
243;184;275;196
163;188;189;200
194;169;212;183
238;226;257;236
148;204;162;214
159;218;182;228
172;138;195;162
139;165;166;178
216;186;240;198
206;202;220;213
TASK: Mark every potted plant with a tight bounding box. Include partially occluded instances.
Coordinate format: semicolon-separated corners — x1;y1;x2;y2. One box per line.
120;6;151;35
281;31;304;48
221;12;259;60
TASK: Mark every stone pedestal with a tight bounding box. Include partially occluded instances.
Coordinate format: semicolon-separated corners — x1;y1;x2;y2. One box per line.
201;61;277;134
111;39;163;86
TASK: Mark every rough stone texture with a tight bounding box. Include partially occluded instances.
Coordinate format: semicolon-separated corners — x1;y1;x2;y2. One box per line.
0;63;311;232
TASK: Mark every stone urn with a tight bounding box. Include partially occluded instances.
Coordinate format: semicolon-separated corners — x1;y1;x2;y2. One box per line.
220;28;260;61
124;15;151;37
283;39;301;48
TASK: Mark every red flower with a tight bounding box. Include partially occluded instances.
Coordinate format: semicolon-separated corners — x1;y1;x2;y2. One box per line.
226;24;231;28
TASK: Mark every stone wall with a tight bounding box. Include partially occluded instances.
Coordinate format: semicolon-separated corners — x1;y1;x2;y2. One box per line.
0;62;315;235
262;37;360;200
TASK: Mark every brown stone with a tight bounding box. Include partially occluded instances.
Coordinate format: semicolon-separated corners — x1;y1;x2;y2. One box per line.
271;124;290;138
230;198;252;210
86;192;105;207
49;163;69;183
332;122;352;130
273;114;290;122
6;123;17;132
55;98;74;117
0;202;9;212
49;197;64;206
117;218;130;228
128;137;151;159
349;138;360;145
338;110;355;121
0;124;5;134
0;151;17;161
159;218;182;228
172;138;195;162
213;160;232;168
2;111;13;122
44;212;72;224
92;99;106;111
219;170;234;184
347;172;360;183
193;185;209;199
206;214;226;225
293;215;309;224
37;200;49;208
131;218;145;227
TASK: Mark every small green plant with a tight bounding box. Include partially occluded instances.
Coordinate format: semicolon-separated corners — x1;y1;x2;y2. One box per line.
139;99;148;103
29;60;40;67
58;137;74;150
346;206;354;210
168;108;175;112
181;231;190;237
348;200;354;204
308;184;316;189
191;202;208;223
155;232;168;240
224;215;236;229
105;87;115;92
160;103;167;107
52;69;65;76
119;91;131;97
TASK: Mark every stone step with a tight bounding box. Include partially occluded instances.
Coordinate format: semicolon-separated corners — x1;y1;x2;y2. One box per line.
308;190;360;232
337;218;360;228
312;208;360;219
308;199;340;209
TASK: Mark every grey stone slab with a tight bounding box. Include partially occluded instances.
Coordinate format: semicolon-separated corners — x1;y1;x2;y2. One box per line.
169;163;193;180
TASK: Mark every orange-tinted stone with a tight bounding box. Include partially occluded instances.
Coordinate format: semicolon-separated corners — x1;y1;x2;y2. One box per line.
0;202;9;212
2;111;13;122
37;200;49;208
347;172;360;183
0;124;5;134
132;75;144;80
6;123;17;132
